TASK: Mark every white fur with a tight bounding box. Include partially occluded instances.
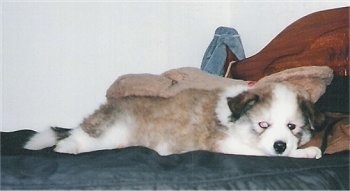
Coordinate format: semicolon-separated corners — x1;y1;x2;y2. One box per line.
25;115;135;154
216;125;265;156
256;84;302;156
24;128;57;150
289;146;322;159
154;143;171;156
55;119;134;154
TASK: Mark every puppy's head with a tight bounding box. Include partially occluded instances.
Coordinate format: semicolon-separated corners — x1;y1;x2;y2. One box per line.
226;83;324;156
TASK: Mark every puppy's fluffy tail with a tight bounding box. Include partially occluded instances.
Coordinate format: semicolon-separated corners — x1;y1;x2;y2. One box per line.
24;127;72;150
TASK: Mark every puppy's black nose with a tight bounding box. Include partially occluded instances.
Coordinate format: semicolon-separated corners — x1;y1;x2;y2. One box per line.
273;141;287;154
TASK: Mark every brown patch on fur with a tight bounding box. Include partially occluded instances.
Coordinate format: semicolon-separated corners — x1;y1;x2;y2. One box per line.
248;85;274;110
80;104;122;137
81;88;226;154
127;89;226;153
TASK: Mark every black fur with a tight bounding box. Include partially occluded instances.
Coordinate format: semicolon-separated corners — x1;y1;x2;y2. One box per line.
299;98;325;131
51;126;72;140
227;92;259;121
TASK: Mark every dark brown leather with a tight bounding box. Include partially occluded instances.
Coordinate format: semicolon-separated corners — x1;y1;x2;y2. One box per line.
226;7;349;81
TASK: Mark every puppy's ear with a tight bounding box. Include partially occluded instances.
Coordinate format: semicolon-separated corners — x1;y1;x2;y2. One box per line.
299;97;325;131
227;92;259;121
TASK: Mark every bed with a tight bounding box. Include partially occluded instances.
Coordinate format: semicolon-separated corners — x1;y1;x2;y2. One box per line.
1;7;349;190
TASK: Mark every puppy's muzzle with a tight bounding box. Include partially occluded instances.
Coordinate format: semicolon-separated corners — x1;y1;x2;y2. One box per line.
273;141;287;154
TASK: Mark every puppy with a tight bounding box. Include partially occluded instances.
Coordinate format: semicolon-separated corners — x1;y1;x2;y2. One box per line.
24;83;323;159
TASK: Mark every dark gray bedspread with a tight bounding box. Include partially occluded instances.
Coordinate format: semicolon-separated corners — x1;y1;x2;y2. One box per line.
1;130;349;190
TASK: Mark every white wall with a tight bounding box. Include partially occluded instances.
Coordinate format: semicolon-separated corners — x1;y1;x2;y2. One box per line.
2;1;349;132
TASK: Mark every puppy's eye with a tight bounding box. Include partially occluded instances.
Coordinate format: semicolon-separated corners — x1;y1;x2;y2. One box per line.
287;123;296;130
258;121;270;129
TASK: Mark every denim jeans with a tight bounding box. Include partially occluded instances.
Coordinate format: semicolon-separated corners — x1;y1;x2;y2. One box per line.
201;26;246;76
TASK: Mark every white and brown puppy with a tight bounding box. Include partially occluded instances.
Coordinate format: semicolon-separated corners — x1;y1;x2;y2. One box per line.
24;83;323;159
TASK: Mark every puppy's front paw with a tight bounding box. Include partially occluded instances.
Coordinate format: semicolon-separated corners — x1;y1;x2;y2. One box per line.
290;146;322;159
304;146;322;159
